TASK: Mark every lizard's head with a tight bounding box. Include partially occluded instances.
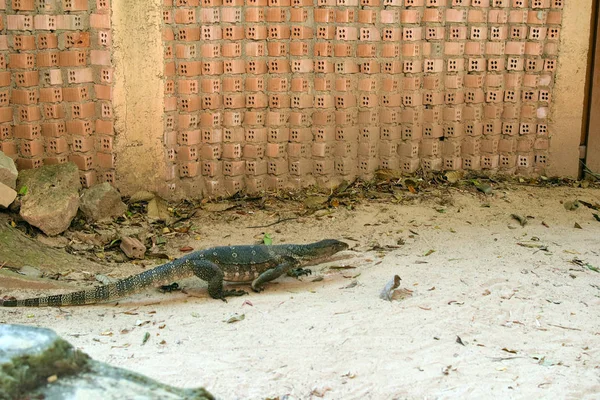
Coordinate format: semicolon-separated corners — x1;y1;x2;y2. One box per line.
293;239;349;265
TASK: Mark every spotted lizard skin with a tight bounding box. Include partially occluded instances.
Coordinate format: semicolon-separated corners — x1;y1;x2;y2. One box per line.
1;239;348;307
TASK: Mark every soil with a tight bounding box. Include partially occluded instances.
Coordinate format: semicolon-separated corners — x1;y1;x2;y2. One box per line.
2;184;600;399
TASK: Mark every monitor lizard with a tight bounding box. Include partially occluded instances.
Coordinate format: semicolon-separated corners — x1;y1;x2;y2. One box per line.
0;239;349;307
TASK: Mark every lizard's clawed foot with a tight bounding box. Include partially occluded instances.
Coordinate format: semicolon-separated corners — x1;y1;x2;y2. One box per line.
251;285;264;293
287;268;312;278
159;282;180;293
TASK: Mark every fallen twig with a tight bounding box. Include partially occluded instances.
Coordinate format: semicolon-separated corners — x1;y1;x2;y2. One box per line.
547;323;581;331
246;217;298;229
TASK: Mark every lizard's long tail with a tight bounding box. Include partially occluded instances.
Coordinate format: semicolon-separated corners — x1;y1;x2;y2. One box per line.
1;257;195;307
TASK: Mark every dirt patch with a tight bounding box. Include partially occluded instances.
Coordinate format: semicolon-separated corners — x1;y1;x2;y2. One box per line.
2;185;600;398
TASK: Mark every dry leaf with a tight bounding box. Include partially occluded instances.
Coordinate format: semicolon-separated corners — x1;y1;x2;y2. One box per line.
225;313;245;323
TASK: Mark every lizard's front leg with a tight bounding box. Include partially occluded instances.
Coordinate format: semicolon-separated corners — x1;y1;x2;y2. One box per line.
190;260;247;301
251;257;299;293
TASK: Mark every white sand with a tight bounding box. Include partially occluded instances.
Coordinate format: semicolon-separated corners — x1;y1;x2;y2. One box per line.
2;185;600;399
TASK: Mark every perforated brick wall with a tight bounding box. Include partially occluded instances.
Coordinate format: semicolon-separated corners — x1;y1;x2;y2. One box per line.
162;0;563;196
0;0;114;188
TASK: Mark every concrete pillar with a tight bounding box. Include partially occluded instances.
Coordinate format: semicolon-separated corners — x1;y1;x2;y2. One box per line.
112;0;167;196
548;0;594;177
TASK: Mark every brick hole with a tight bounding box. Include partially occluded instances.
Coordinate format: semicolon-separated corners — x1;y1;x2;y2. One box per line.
544;59;556;71
503;123;516;135
101;171;115;184
517;156;529;167
499;155;512;167
535;154;547;165
520;123;532;135
511;27;526;39
101;137;112;151
167;149;175;161
101;103;112;118
162;117;174;133
101;69;112;83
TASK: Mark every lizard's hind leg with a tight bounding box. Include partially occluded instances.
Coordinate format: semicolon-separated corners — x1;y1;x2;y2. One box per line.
190;260;247;300
252;256;299;293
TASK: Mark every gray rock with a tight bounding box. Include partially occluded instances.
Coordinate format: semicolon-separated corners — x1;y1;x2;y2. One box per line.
17;265;43;278
80;182;127;221
0;181;16;208
147;197;175;225
0;324;90;400
0;324;215;400
0;150;18;189
18;162;81;236
129;190;156;203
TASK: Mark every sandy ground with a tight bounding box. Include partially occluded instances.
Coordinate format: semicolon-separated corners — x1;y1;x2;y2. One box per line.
2;185;600;399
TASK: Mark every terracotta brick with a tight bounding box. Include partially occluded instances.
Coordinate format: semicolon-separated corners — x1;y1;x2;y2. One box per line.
96;119;113;135
67;68;94;84
90;50;110;66
90;13;110;29
43;104;66;119
78;170;96;188
72;135;95;152
44;137;69;155
8;15;34;30
12;89;38;105
0;141;18;157
44;156;69;166
66;120;92;135
12;35;36;51
94;84;112;101
39;88;63;103
9;53;35;69
17;106;41;122
16;158;43;170
96;0;110;12
42;121;66;137
69;154;94;170
71;102;95;118
96;152;114;169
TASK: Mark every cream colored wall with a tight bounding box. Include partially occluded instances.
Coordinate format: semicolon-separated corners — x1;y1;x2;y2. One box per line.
112;0;168;196
549;0;594;177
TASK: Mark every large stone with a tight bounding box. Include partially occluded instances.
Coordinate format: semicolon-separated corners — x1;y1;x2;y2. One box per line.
0;181;17;208
18;163;81;236
0;150;18;189
129;190;156;203
80;182;127;221
0;324;215;400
